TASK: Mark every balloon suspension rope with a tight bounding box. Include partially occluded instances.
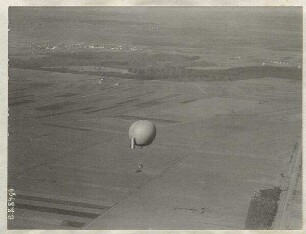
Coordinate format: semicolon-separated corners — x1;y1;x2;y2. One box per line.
130;137;135;149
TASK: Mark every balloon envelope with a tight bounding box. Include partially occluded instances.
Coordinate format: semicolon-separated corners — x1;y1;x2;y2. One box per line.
129;120;156;147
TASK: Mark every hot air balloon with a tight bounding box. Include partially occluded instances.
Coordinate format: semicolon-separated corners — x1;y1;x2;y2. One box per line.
129;120;156;149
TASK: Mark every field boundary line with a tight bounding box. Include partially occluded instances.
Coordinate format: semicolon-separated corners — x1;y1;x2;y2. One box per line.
272;133;302;229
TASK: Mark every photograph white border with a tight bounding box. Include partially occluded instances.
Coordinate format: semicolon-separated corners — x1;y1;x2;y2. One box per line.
0;1;304;233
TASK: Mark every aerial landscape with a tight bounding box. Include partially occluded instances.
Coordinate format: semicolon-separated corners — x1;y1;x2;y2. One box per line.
8;7;302;229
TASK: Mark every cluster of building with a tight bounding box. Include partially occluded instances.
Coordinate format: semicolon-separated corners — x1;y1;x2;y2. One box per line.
262;60;289;66
18;41;151;53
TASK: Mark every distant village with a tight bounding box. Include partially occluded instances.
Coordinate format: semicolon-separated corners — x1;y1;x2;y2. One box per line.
12;41;302;82
18;41;150;52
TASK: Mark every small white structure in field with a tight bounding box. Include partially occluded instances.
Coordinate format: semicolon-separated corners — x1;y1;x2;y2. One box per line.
129;120;156;149
115;83;120;87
